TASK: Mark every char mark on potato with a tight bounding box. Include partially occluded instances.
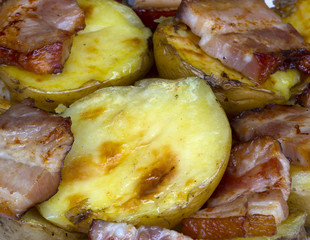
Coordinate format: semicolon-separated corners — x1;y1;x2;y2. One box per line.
176;0;310;83
0;0;85;74
0;99;74;219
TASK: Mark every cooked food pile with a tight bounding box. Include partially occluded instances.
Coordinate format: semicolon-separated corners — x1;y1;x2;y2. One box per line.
0;98;73;219
0;0;85;74
1;0;310;239
176;0;310;84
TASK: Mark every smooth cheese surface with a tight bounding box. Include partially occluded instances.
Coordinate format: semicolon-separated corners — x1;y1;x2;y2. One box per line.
38;77;231;232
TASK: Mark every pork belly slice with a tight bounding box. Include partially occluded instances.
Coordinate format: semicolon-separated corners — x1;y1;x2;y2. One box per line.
0;99;73;218
89;220;192;240
181;137;290;239
232;104;310;167
176;0;310;83
0;0;85;74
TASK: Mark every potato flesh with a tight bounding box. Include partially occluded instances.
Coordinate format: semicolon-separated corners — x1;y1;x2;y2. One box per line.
0;0;152;110
38;77;231;233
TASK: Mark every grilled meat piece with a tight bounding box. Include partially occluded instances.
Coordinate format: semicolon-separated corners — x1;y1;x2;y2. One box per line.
232;104;310;167
89;220;192;240
0;99;73;218
182;137;291;239
0;0;85;74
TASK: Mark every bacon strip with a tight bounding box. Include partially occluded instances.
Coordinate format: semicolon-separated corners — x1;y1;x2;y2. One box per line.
89;220;192;240
176;0;310;83
0;0;85;74
181;137;290;239
232;104;310;167
0;99;73;218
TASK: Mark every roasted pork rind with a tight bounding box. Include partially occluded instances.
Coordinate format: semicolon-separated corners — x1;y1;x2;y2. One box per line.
0;99;73;219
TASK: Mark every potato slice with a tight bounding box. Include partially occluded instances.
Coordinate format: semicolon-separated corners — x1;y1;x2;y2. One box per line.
153;18;303;116
38;77;231;233
0;0;152;111
0;208;87;240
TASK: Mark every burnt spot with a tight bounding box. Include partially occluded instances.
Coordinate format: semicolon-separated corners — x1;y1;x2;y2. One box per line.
98;141;125;173
62;154;94;183
137;146;178;198
80;106;106;120
65;199;93;231
68;194;86;207
122;37;142;47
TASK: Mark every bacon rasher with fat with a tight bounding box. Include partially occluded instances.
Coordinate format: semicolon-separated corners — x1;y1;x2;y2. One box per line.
181;137;291;239
0;0;85;74
232;104;310;167
0;99;73;218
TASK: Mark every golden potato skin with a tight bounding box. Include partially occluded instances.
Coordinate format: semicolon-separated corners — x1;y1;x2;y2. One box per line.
0;0;153;111
0;209;87;240
38;77;231;233
153;18;302;116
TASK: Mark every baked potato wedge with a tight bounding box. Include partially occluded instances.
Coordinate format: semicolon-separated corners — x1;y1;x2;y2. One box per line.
153;18;304;116
38;77;231;233
0;208;87;240
0;0;152;112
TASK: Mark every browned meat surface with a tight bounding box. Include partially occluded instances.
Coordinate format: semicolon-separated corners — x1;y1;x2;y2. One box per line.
176;0;310;83
0;0;85;74
295;83;310;107
132;0;181;10
89;220;192;240
232;104;310;167
0;99;73;218
181;137;290;239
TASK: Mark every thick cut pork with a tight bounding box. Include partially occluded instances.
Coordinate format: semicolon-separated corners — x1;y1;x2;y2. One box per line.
0;0;85;74
176;0;310;83
232;104;310;167
89;220;192;240
182;137;291;239
0;99;73;218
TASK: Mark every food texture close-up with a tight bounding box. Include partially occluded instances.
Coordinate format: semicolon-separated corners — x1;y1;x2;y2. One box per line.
1;0;310;240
